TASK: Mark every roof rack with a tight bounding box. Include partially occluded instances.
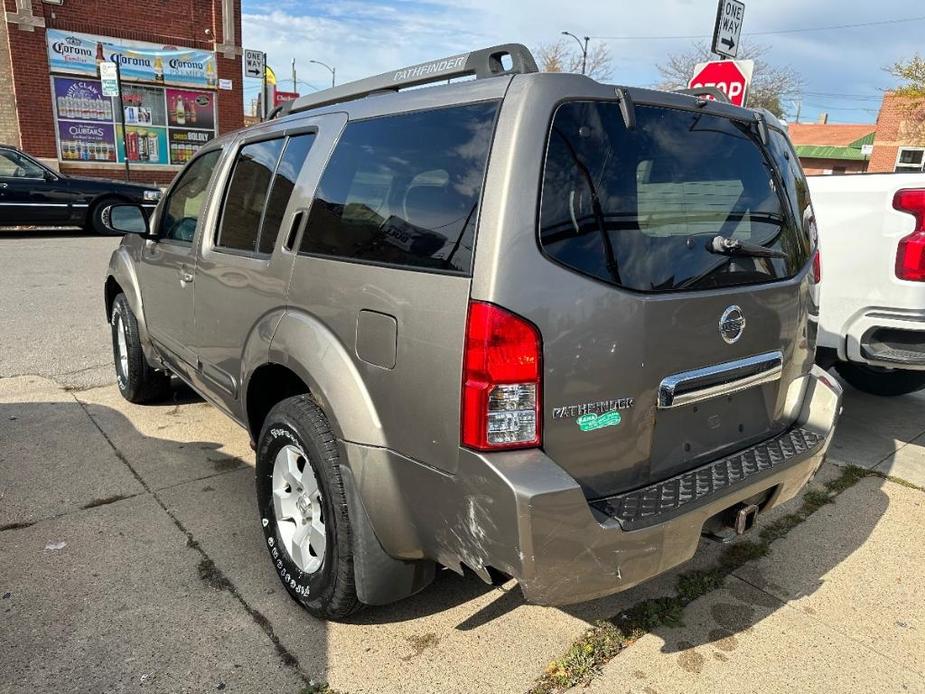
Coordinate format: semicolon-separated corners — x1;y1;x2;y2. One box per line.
674;86;731;103
281;43;538;117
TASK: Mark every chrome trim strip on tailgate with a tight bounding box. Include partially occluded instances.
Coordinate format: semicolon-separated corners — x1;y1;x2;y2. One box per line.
658;350;783;410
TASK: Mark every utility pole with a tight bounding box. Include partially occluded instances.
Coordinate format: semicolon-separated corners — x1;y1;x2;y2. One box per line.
561;31;590;75
291;58;296;92
792;100;802;124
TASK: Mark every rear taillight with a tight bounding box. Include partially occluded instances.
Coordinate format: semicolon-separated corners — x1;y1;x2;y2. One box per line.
462;301;541;451
893;188;925;282
811;249;821;284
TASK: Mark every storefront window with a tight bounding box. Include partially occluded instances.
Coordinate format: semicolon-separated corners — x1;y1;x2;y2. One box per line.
46;29;218;167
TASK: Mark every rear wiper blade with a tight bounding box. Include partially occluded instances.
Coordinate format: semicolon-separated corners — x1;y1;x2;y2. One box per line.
708;235;788;259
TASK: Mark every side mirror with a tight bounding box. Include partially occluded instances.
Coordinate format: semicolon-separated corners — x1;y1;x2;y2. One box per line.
102;204;152;237
43;171;57;182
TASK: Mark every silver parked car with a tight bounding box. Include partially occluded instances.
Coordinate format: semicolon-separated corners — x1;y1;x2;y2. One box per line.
103;44;842;620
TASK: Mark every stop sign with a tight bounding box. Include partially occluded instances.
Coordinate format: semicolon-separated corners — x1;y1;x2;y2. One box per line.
688;59;754;108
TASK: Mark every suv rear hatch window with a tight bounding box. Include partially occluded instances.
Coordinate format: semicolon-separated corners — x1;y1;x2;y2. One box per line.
539;101;810;292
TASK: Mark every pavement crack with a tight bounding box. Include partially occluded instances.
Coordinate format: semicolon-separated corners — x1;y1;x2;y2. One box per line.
71;392;314;687
0;520;36;532
81;493;134;510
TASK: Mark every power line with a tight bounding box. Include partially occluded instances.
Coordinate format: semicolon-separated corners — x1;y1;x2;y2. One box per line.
591;14;925;40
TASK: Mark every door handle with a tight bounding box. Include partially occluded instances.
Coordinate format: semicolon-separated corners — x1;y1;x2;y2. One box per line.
0;182;8;189
180;270;194;284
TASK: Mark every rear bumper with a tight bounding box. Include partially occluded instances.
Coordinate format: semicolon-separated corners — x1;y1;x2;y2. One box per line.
843;308;925;371
342;366;842;607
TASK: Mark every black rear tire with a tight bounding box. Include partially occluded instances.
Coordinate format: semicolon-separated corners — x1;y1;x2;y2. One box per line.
833;361;925;396
255;395;363;620
110;293;171;403
87;196;123;236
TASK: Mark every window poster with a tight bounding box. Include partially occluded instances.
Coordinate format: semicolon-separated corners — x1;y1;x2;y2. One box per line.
54;77;114;122
168;128;215;165
116;125;169;164
120;84;167;127
166;89;215;130
58;120;117;162
52;76;217;166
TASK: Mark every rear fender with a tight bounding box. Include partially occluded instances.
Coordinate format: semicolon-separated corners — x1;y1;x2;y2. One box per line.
268;309;385;447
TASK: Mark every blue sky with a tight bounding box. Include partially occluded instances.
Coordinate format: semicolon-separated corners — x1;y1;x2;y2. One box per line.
240;0;925;124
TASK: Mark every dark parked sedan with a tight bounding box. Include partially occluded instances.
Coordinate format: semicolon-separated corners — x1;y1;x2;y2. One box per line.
0;144;161;234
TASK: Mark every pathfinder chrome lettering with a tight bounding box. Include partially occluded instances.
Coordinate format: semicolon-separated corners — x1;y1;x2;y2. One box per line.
553;398;635;420
393;55;468;82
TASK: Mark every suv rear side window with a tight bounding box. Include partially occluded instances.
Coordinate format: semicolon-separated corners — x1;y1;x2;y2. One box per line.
539;102;810;292
299;101;499;274
216;133;316;255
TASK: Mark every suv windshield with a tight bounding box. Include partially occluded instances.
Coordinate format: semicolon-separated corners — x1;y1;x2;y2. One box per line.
539;101;810;292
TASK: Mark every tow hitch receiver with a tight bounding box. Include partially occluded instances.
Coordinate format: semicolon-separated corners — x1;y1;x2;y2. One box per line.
703;500;763;543
734;503;759;535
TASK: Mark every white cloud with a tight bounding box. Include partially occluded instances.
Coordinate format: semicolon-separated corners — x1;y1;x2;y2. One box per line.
241;0;924;123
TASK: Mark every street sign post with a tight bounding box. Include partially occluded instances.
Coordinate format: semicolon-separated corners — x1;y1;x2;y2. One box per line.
100;59;130;181
712;0;745;59
244;49;265;79
688;59;754;108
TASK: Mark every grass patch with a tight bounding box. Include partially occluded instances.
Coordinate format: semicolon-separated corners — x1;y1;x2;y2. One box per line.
529;464;870;694
298;684;342;694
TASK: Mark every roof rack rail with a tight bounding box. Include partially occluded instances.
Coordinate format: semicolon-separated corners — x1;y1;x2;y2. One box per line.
285;43;538;116
674;86;731;103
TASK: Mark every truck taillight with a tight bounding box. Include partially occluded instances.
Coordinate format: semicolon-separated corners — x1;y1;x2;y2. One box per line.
462;301;541;451
893;188;925;282
812;249;821;284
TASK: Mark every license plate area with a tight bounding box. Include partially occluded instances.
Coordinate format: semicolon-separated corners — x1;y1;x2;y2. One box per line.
649;386;775;481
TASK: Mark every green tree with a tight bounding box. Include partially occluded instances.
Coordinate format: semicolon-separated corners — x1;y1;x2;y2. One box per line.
887;54;925;95
885;54;925;145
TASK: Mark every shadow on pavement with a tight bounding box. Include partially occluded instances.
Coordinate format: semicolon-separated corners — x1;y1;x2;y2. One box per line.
0;383;897;691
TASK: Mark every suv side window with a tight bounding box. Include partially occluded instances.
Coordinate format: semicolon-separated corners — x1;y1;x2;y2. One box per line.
299;101;499;274
216;133;316;255
161;149;221;243
216;138;286;253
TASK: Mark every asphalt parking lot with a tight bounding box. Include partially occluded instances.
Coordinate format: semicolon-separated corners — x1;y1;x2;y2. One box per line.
1;231;924;694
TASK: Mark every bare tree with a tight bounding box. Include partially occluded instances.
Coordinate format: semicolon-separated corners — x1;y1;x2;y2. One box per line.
657;41;801;119
535;39;613;81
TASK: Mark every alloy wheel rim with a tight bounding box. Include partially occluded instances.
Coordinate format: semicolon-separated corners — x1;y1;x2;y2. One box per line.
115;314;128;382
272;443;326;573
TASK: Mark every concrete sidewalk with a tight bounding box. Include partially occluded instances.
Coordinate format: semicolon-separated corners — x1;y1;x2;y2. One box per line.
1;374;924;693
586;475;924;693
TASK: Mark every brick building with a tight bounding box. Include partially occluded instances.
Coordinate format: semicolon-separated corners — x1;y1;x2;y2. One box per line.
868;92;925;174
2;0;244;185
788;121;874;175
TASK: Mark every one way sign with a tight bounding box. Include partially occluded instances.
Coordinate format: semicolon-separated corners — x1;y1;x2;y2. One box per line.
712;0;745;59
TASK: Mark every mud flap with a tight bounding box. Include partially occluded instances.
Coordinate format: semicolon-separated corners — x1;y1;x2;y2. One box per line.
340;465;436;605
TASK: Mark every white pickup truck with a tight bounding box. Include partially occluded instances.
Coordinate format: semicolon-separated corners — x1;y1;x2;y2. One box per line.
809;173;925;396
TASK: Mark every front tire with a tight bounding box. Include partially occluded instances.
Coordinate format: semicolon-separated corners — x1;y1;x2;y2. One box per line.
110;293;170;403
88;197;123;236
256;395;362;620
833;361;925;396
